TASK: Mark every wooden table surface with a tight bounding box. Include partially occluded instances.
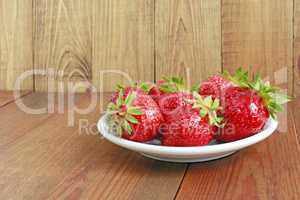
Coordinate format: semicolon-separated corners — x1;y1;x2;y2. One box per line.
0;92;299;200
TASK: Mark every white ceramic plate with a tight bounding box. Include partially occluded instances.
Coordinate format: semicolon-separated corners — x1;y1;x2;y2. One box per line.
97;114;278;163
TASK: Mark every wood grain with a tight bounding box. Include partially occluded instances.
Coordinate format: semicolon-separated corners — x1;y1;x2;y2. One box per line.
0;0;33;90
34;0;92;92
293;0;300;135
175;107;300;200
92;0;155;92
0;92;56;149
155;0;221;86
0;91;30;108
0;92;187;200
222;0;293;94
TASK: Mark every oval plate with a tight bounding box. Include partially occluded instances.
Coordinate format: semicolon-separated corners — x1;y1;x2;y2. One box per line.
97;114;278;163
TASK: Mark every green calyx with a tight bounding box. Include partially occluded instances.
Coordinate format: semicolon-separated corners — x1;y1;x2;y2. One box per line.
159;76;185;93
115;84;125;91
223;68;292;119
223;68;250;88
189;92;224;127
134;82;153;93
191;84;200;93
115;82;153;93
107;90;143;136
249;74;291;119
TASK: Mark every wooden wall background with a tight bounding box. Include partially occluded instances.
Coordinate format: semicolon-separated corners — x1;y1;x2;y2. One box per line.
0;0;298;96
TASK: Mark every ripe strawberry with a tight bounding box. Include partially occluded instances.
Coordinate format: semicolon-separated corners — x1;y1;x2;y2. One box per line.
216;68;291;142
159;92;193;122
161;111;213;146
154;77;193;122
161;92;222;146
148;79;166;104
219;87;269;141
197;75;231;99
110;82;152;103
107;88;163;142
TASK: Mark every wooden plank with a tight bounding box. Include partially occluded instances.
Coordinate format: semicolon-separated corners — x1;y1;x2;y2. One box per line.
175;105;300;199
92;0;155;92
0;93;187;200
33;0;92;92
0;91;31;108
293;0;300;136
0;0;33;90
0;92;57;148
0;91;15;107
155;0;221;86
222;0;293;94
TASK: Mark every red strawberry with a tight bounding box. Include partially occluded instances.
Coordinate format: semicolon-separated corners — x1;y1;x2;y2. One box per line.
154;77;193;122
216;68;291;142
219;87;269;141
161;111;214;146
107;88;163;142
110;86;145;103
161;92;222;146
148;80;166;104
110;82;152;103
198;75;231;99
159;92;193;122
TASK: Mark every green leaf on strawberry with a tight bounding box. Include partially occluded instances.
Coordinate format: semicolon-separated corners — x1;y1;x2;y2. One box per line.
106;90;143;136
133;81;154;93
190;91;224;127
223;68;250;88
125;114;139;124
127;106;143;115
107;102;117;112
160;83;178;93
200;109;208;117
138;82;153;93
116;90;124;107
122;120;132;134
124;92;136;106
115;84;125;91
159;76;185;93
115;82;154;94
191;84;199;93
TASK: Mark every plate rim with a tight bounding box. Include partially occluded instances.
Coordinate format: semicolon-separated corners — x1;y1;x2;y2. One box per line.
97;113;278;156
